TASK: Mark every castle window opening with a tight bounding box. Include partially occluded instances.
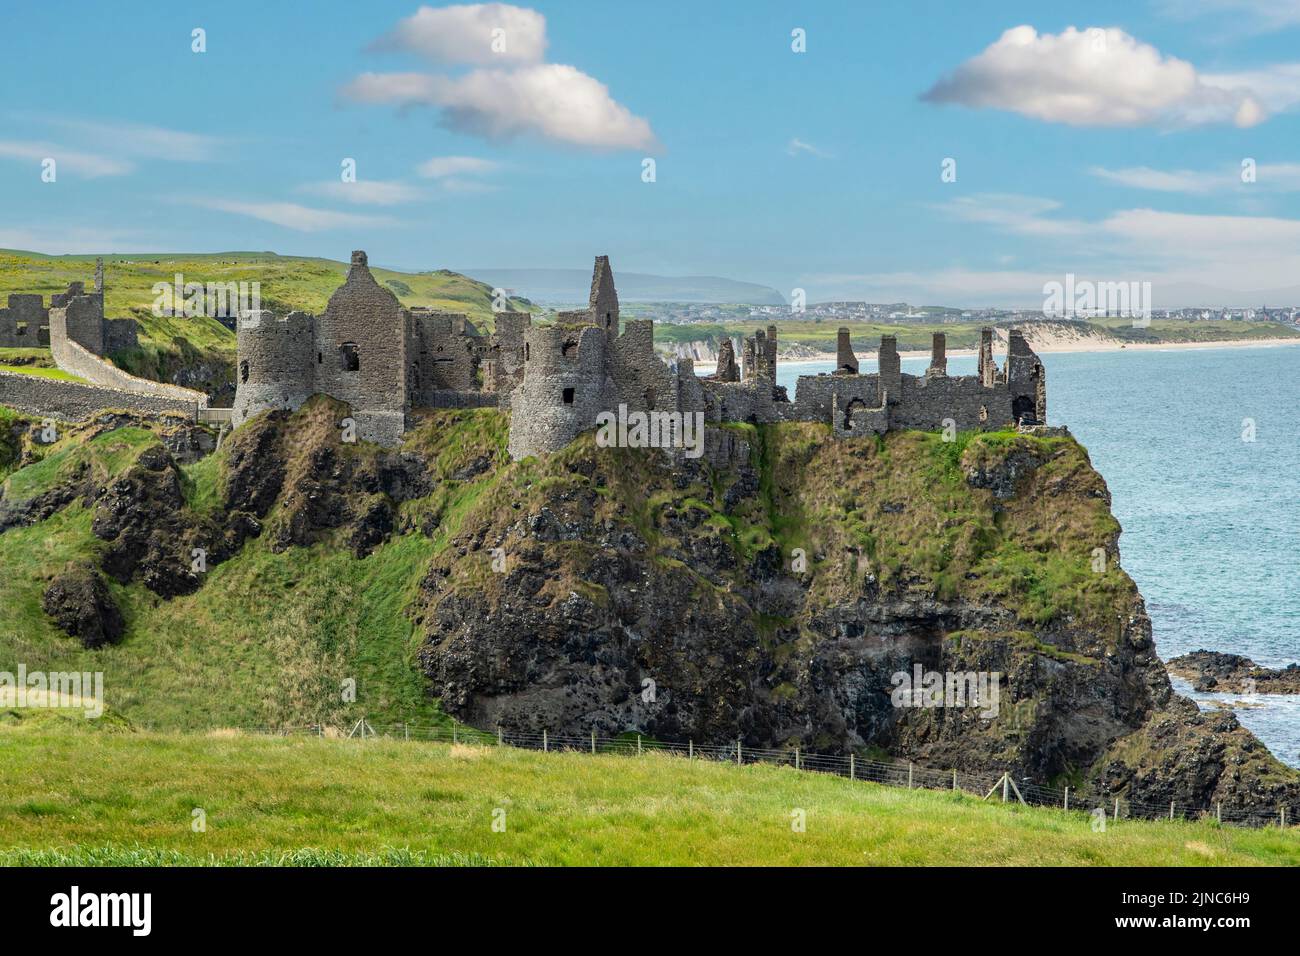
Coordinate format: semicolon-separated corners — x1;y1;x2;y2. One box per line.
525;343;530;361
239;360;249;384
340;342;360;372
561;339;578;358
562;387;575;405
605;312;611;328
317;352;322;364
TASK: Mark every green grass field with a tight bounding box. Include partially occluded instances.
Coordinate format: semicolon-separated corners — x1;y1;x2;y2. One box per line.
0;723;1295;866
0;363;86;382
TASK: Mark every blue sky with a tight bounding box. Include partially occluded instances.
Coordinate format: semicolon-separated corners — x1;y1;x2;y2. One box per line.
4;0;1300;305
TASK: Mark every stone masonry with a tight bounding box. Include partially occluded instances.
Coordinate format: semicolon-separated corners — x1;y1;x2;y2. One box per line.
225;251;1047;457
0;259;206;422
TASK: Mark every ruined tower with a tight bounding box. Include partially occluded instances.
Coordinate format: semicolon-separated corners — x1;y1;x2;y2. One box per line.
714;338;739;382
835;327;859;375
589;254;619;344
927;332;946;377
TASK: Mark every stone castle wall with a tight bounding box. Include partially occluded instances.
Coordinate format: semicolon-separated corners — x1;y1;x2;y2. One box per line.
0;294;50;347
220;250;1048;457
0;369;202;420
506;324;615;459
0;261;198;427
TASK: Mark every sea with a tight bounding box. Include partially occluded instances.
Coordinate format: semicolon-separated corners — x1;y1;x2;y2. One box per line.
756;344;1300;768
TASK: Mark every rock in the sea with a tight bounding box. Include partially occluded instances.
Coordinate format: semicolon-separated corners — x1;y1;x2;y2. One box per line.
1167;649;1300;694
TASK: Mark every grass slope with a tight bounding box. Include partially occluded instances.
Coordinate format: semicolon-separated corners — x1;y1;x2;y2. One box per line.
0;726;1295;866
0;249;533;392
0;407;511;732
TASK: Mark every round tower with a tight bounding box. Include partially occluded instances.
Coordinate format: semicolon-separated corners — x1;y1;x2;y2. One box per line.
232;310;316;428
507;324;612;459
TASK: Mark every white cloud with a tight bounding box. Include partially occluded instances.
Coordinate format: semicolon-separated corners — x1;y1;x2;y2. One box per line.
1088;166;1226;193
1101;207;1300;249
0;224;142;254
346;5;655;152
0;140;132;177
300;180;427;205
936;194;1086;237
884;195;1300;303
35;117;220;161
1091;161;1300;192
369;3;546;65
922;25;1271;127
344;64;657;150
787;138;832;158
1157;0;1300;31
417;155;501;178
181;198;396;232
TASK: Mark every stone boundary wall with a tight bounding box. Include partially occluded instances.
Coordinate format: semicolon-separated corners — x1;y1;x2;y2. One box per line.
51;334;208;407
426;390;499;409
0;370;203;421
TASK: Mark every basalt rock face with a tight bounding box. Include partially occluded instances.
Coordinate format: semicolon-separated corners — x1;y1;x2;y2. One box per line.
41;562;124;648
224;399;432;557
416;423;1300;812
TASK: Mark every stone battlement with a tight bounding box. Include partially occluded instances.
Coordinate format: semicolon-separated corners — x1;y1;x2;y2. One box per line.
223;251;1047;459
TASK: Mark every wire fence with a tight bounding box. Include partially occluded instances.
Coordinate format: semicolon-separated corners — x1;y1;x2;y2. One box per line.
201;718;1297;831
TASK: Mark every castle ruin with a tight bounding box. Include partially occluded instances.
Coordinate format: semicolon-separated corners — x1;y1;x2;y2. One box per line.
233;252;1047;458
0;251;1045;455
0;259;210;422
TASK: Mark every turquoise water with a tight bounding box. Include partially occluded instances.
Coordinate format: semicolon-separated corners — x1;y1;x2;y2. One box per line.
774;345;1300;766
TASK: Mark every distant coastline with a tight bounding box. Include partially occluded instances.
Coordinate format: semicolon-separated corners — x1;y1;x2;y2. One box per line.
688;336;1300;373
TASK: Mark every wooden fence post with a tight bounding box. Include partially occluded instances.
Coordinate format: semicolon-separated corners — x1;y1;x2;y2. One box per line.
850;754;855;780
543;729;548;752
736;739;741;766
1064;786;1069;811
497;725;503;746
908;762;914;789
795;747;800;771
591;730;596;755
637;733;642;756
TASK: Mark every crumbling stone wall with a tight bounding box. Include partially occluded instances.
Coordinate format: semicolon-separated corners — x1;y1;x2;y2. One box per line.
50;334;206;407
231;310;315;430
220;250;1048;458
0;370;202;420
507;324;615;459
312;252;408;445
835;327;858;374
0;294;50;347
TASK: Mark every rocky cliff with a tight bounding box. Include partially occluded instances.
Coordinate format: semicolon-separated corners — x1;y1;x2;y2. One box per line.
413;418;1300;815
4;400;1296;815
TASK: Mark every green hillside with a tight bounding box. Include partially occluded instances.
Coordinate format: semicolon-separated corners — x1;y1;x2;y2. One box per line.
0;250;534;398
0;724;1294;866
0;404;505;731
